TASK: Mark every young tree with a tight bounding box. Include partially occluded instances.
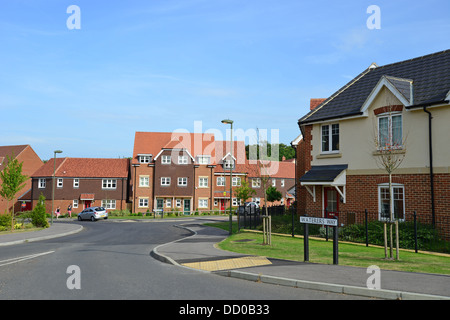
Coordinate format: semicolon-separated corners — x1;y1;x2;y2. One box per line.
0;154;28;231
373;104;406;260
234;180;256;204
266;186;282;204
234;180;256;230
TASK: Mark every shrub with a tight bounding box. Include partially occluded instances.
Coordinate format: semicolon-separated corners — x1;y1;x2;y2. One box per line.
31;194;49;228
0;214;12;229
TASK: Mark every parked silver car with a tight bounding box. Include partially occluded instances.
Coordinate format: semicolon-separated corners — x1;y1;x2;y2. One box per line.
77;206;108;221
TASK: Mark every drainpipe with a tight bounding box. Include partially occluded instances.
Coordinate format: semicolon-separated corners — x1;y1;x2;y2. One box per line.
423;106;435;227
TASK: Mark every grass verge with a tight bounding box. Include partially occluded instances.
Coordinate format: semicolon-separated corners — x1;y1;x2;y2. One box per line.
205;222;450;275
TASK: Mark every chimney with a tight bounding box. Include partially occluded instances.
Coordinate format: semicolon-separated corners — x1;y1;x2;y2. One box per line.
310;98;326;110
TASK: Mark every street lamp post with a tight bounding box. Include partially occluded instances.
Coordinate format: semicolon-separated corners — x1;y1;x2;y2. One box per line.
51;150;63;225
221;119;233;235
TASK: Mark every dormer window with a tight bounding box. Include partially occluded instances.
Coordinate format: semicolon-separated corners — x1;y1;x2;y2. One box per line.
139;155;152;163
197;155;210;165
224;159;234;169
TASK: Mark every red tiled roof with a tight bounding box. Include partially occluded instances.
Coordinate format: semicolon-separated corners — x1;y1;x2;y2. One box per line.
132;132;216;165
32;158;129;178
0;145;29;169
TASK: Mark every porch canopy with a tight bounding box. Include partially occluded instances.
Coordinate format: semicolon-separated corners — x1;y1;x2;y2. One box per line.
80;193;95;200
300;165;347;203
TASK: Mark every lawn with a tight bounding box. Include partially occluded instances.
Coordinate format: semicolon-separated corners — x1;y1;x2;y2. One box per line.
206;222;450;275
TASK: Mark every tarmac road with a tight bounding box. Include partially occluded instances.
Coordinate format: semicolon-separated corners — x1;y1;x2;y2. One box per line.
0;219;367;303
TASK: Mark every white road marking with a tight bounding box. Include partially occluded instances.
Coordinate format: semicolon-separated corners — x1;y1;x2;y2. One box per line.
0;251;55;267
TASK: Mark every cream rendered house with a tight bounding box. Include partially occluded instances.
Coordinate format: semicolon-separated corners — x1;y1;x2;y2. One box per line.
297;50;450;234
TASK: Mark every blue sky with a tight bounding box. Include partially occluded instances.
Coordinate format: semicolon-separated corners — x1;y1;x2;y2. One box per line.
0;0;449;159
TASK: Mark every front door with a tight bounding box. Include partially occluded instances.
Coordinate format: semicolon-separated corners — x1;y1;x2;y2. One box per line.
84;200;92;209
183;199;191;215
220;199;225;212
324;187;339;217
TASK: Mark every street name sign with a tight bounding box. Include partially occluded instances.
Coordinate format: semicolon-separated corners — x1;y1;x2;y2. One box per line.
300;216;338;227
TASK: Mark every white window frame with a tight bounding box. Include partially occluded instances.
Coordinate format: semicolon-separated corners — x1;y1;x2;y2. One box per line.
377;113;403;150
232;177;241;186
139;155;151;163
161;177;171;186
73;199;79;209
102;179;117;189
139;198;149;208
217;177;225;186
378;183;405;221
73;178;79;188
178;155;188;164
272;179;276;187
102;199;116;210
252;178;261;188
199;177;208;188
161;155;171;164
197;155;211;165
224;159;234;169
176;199;182;207
139;176;149;187
38;178;46;189
281;179;285;187
252;197;261;205
166;198;172;208
178;177;187;186
198;199;208;208
57;178;63;188
321;123;340;153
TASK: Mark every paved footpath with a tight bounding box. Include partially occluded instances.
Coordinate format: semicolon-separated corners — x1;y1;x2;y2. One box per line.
2;220;449;300
152;222;450;300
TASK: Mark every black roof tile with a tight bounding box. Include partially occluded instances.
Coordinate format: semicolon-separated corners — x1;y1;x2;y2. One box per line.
299;50;450;124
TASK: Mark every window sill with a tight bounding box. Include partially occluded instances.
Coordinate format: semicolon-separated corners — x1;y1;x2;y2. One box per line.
372;149;406;156
316;152;342;159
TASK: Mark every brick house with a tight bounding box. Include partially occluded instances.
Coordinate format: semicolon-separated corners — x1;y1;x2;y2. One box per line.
0;145;43;214
296;50;450;234
30;158;130;214
131;132;295;214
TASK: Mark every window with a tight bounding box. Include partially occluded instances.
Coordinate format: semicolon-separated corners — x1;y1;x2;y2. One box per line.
217;177;225;186
232;177;241;186
178;177;187;186
139;198;149;208
57;178;63;188
38;178;46;189
139;155;151;163
73;178;79;188
102;199;116;210
166;199;172;208
102;179;117;189
281;179;285;187
232;198;238;206
139;176;149;187
178;155;188;164
199;199;208;208
199;177;208;188
378;114;402;149
378;184;405;221
321;123;339;153
272;179;276;187
176;199;182;207
252;197;261;205
161;155;171;164
252;178;261;188
197;155;210;164
73;199;79;209
161;177;171;186
224;159;234;169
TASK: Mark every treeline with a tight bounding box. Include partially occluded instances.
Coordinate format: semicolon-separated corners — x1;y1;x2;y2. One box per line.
245;142;295;161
